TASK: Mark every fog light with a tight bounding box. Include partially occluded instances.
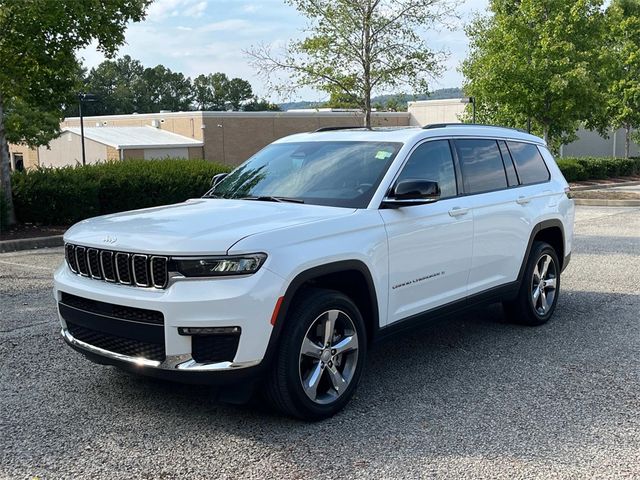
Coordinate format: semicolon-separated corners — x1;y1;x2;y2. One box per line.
178;326;241;336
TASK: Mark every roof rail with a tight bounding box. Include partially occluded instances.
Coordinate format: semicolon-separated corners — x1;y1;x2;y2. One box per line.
422;123;529;134
314;126;364;132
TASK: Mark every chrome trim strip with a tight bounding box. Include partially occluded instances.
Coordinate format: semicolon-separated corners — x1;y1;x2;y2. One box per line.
132;253;149;287
100;251;116;282
115;252;131;284
62;328;161;367
150;256;169;288
62;329;260;372
86;248;102;279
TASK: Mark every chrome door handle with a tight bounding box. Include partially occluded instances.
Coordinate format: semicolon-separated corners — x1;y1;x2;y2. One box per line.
516;196;532;205
448;207;469;217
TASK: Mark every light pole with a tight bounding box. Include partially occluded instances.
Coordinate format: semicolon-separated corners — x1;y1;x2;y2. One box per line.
78;93;98;166
461;97;476;124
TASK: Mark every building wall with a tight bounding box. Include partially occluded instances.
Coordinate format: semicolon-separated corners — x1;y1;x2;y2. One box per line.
122;149;145;160
143;147;189;160
561;127;639;158
408;99;467;126
201;111;411;166
38;131;108;167
10;110;411;169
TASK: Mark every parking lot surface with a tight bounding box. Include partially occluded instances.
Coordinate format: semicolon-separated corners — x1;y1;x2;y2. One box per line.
1;206;639;479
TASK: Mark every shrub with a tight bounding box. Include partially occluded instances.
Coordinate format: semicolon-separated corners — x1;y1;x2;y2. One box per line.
558;157;640;182
12;159;230;225
556;159;587;182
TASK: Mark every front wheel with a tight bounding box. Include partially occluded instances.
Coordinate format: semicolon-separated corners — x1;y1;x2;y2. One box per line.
264;288;367;420
504;241;561;326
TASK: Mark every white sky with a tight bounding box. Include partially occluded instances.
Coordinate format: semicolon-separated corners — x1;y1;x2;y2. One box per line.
78;0;489;102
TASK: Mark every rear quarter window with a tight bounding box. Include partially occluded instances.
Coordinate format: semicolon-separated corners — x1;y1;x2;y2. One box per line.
507;141;550;185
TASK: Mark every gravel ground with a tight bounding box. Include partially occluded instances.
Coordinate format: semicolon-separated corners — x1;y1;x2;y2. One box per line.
1;206;639;479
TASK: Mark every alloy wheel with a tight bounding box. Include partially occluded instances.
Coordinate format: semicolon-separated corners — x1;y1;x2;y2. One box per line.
298;309;359;405
531;254;557;316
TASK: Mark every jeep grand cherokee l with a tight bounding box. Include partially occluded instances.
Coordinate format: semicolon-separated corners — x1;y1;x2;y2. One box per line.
54;124;575;420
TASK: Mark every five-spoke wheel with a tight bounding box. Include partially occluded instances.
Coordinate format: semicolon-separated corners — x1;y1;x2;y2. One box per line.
265;288;366;420
299;309;359;404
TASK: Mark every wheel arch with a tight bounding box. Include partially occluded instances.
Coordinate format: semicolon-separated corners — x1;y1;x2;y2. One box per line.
263;260;379;367
517;219;566;285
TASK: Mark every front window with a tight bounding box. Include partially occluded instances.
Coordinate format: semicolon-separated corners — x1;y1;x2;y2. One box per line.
207;141;403;208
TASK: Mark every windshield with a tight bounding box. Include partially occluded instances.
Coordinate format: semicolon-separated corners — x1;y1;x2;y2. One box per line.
205;141;403;208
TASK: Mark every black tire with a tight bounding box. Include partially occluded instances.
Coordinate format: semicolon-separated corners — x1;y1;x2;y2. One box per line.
504;241;561;326
264;288;367;421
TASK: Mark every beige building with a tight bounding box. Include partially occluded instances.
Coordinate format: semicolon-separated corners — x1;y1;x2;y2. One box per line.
10;110;410;170
407;98;468;126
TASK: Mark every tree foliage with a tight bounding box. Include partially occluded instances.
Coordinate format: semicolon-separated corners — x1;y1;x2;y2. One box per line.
461;0;608;147
603;0;640;157
247;0;454;127
0;0;151;224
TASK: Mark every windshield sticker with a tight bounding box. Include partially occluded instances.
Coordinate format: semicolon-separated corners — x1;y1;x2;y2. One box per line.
375;150;393;160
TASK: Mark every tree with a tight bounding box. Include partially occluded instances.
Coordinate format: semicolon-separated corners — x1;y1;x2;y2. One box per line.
604;0;640;158
243;97;281;112
139;65;193;113
461;0;608;147
0;0;150;224
247;0;454;128
81;55;146;115
227;78;254;110
193;73;231;111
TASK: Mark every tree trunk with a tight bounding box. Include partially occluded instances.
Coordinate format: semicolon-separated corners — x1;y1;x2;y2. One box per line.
543;124;550;144
625;124;630;159
0;92;17;227
362;0;372;129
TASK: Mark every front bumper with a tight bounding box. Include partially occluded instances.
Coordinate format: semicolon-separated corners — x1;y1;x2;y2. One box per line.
54;262;285;380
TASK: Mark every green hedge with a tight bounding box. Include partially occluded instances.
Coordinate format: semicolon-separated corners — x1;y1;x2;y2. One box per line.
11;159;230;225
557;157;640;182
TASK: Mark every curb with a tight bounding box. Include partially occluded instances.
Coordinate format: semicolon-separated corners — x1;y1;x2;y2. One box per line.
573;198;640;207
570;180;640;191
0;235;64;254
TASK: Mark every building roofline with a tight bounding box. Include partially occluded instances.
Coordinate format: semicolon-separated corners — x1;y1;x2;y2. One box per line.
62;110;410;122
61;127;204;149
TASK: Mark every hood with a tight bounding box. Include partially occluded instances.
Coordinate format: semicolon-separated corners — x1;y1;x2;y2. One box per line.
64;198;356;255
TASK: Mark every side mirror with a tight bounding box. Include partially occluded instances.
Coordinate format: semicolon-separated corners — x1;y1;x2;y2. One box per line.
211;173;228;189
381;179;440;208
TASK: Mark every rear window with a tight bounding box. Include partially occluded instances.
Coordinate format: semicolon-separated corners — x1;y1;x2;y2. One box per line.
507;142;550;185
454;139;508;194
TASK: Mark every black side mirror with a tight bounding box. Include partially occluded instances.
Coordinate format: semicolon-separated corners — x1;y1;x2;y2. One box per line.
211;173;228;188
382;179;440;208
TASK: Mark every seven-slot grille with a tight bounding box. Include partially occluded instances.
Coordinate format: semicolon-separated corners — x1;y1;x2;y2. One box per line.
65;243;168;289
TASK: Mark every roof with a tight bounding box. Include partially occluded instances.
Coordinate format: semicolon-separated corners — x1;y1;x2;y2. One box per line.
275;124;546;146
63;126;203;149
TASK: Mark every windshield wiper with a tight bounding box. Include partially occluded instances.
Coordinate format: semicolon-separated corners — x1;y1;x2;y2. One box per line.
240;196;305;204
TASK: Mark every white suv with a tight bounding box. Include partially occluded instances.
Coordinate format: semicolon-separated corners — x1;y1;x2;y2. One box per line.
54;124;575;420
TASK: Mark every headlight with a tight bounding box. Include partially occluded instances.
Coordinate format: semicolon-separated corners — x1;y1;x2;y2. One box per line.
172;253;267;277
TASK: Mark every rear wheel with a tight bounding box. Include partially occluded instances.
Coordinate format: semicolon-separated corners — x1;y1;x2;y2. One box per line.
265;288;366;420
504;241;560;326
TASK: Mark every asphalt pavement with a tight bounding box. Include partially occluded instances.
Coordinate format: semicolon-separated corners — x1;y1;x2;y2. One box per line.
1;206;639;479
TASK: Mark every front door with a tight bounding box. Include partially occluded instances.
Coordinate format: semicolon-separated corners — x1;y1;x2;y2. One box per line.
380;139;474;325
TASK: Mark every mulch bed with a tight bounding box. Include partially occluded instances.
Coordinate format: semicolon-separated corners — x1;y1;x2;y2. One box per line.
571;190;640;200
0;224;67;242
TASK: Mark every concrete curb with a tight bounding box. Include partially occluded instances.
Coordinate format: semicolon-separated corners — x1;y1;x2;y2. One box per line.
573;198;640;207
570;180;640;191
0;235;64;254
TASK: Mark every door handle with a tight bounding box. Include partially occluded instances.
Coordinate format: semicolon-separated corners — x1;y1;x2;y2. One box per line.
516;196;532;205
448;207;469;217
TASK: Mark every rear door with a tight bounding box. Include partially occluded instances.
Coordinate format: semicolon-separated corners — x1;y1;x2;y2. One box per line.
453;138;530;295
380;139;474;324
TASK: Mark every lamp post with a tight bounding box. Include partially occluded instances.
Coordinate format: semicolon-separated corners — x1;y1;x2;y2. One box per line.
461;97;476;124
77;93;98;166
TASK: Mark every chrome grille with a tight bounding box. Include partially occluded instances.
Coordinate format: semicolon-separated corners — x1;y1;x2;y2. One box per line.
132;254;150;287
65;244;168;289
